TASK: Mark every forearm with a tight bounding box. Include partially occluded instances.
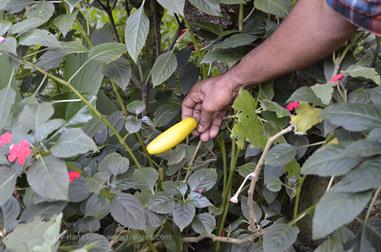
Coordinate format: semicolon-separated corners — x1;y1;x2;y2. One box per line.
226;0;355;89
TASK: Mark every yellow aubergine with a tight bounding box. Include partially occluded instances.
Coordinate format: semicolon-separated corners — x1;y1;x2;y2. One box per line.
146;117;198;155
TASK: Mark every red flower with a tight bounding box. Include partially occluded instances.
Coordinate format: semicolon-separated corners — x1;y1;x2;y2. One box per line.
0;132;12;148
8;140;32;166
286;101;300;112
0;36;5;44
330;73;345;82
68;171;81;183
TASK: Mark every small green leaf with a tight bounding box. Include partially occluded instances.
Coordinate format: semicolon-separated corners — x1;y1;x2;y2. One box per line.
346;65;381;85
187;169;217;192
156;0;185;15
214;33;257;49
291;103;322;134
0;167;17;206
313;191;372;239
26;155;69;201
125;5;149;63
132;167;159;193
265;144;296;166
323;103;381;132
189;0;221;16
301;144;361;176
173;202;196;231
311;83;334;105
127;100;145;114
51;128;98;158
148;192;175;214
111;193;146;230
192;213;216;235
263;222;299;252
332;157;381;193
98;153;130;176
152;51;178;87
19;29;61;48
255;0;292;18
88;42;126;64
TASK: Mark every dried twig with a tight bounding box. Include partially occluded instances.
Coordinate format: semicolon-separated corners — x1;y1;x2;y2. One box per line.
230;125;294;232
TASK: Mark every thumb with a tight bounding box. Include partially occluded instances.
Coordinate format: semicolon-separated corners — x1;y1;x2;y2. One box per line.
197;104;214;133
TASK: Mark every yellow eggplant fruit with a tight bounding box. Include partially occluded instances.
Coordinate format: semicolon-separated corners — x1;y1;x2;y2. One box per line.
147;117;198;155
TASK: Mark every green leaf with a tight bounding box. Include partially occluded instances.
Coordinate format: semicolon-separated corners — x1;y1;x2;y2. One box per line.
125;5;149;63
19;29;61;48
98;153;130;176
313;191;372;239
187;192;212;208
26;155;69;201
152;51;178;87
240;196;262;222
201;48;244;68
35;119;65;141
0;167;17;206
263;222;299;252
102;58;131;90
364;218;381;251
9;1;55;34
265;144;296;166
88;42;126;64
323;103;381;132
187;169;217;192
214;33;257;49
0;37;17;55
346;65;381;85
173;202;196;231
255;0;292;17
192;213;216;235
0;76;16;130
127;100;145;114
111;193;145;230
4;213;63;252
332;157;381;193
287;86;324;107
291;103;322;134
78;233;111;252
1;196;20;231
261;100;290;118
125;116;142;133
132;167;159;193
315;228;354;252
51;128;98;158
0;20;11;35
231;89;267;149
53;10;78;37
148;192;175;214
311;83;334;105
156;0;185;15
301;144;361;176
219;0;251;4
189;0;221;16
83;194;111;218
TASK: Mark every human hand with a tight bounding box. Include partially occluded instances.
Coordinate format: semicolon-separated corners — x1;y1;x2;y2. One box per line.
181;72;239;142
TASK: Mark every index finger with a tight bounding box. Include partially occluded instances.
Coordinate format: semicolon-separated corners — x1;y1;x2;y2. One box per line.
181;92;203;120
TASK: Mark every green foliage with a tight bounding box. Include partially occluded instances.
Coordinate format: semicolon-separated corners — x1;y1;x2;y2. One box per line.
0;0;380;251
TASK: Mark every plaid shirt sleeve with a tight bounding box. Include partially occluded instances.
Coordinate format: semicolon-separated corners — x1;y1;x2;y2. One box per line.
326;0;381;35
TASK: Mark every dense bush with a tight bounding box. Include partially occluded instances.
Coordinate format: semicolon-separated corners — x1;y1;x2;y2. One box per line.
0;0;380;251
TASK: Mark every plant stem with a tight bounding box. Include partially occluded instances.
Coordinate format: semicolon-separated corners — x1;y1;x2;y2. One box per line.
290;204;316;226
246;125;294;232
111;80;128;116
21;59;142;169
184;140;203;181
218;136;228;190
293;176;305;219
361;186;381;243
135;132;154;168
216;142;239;251
75;20;93;48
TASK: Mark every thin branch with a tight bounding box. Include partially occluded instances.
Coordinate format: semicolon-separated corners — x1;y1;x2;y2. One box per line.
230;125;294;232
183;140;203;181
